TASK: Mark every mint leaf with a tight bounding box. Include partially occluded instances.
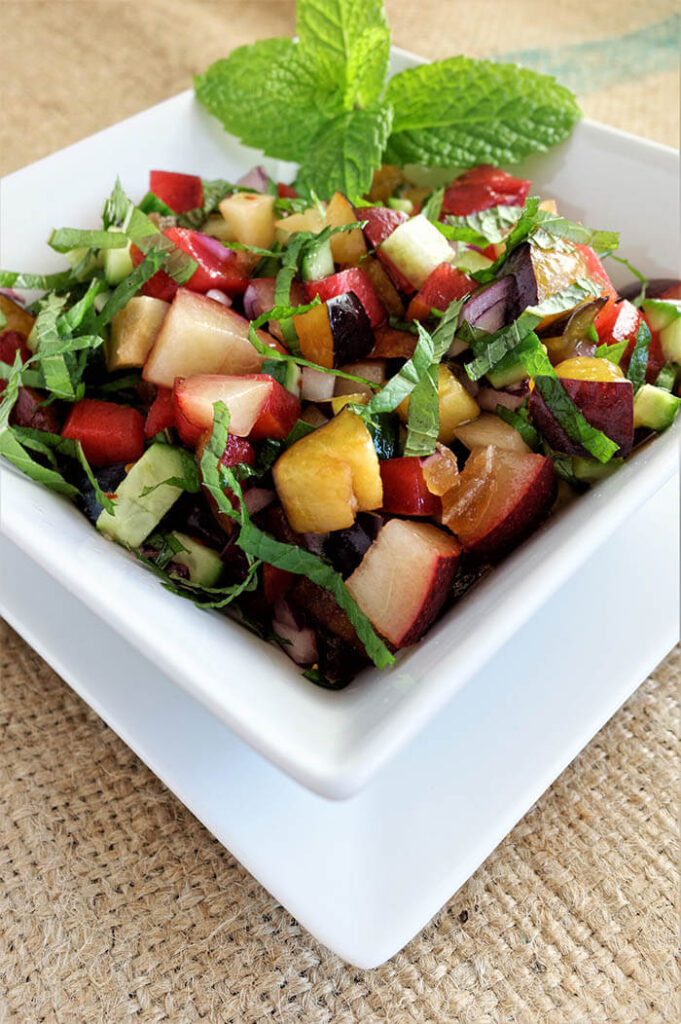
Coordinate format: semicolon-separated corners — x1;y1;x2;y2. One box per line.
626;321;651;394
384;58;580;169
297;0;388;97
194;39;335;164
0;428;79;497
295;105;393;199
606;253;648;306
344;26;391;108
92;248;166;331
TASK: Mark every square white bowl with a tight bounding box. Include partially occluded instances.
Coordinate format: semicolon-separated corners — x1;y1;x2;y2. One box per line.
1;49;679;801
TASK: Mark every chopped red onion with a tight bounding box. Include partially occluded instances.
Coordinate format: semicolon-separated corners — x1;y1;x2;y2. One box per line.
236;166;270;193
301;366;335;401
273;619;318;665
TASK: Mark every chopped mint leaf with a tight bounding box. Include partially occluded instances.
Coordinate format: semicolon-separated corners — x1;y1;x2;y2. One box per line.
369;297;465;417
464;317;541;381
440;204;522;246
0;310;6;330
0;267;81;292
421;187;445;224
92;248;166;331
138;192;174;217
384;58;580;169
295;104;393;199
514;335;619;463
102;178;130;229
124;205;197;284
595;339;628;365
0;428;79;497
495;403;540;448
32;295;78;399
605;253;648;306
49;228;129;254
626;321;651;394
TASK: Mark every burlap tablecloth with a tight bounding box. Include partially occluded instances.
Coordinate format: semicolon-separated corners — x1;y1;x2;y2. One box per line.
1;3;679;1021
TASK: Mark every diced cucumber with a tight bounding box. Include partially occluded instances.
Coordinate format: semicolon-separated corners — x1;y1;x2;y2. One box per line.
660;317;681;364
452;249;494;274
387;197;414;214
641;298;681;333
655;362;681;392
104;236;134;285
571;457;623;483
65;247;102;275
486;350;529;389
379;214;454;289
168;532;223;587
300;238;334;282
96;443;187;548
282;360;302;396
633;383;681;431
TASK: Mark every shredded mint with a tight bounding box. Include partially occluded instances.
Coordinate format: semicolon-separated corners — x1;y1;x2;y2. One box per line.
438;204;523;246
595;339;628;365
92;248;167;331
606;253;648;306
49;228;129;254
625;321;651;394
367;297;464;419
495;403;540;448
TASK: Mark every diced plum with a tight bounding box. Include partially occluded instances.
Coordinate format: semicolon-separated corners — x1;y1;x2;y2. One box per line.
273;410;382;533
325;192;368;266
0;295;35;338
9;386;62;434
173;374;300;443
293;292;374;369
218;192;276;249
62;398;145;467
144;386;175;438
506;242;590;323
453;412;531;453
380;457;442;516
360;206;409;248
441;445;556;559
149;170;203;213
406;262;474;321
441;165;531;216
529;370;634;457
0;330;31;366
143;288;282;387
306;269;386;328
107;296;169;372
397;365;480;443
346;519;462;647
131;228;251;301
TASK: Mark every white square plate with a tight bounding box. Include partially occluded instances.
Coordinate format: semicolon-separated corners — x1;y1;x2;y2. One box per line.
1;49;679;801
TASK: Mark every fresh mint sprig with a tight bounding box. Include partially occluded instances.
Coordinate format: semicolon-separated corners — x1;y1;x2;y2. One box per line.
194;0;581;199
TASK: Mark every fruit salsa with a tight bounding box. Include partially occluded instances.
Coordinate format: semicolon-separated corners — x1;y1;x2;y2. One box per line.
1;164;679;686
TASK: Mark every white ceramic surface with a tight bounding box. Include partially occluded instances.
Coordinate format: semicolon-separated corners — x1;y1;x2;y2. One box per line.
1;471;677;967
1;50;679;801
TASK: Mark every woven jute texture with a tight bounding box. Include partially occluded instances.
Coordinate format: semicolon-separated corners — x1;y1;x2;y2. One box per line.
1;2;680;1021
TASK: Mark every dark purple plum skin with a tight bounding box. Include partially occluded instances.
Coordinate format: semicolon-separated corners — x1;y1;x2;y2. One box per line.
529;378;634;457
327;292;375;366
